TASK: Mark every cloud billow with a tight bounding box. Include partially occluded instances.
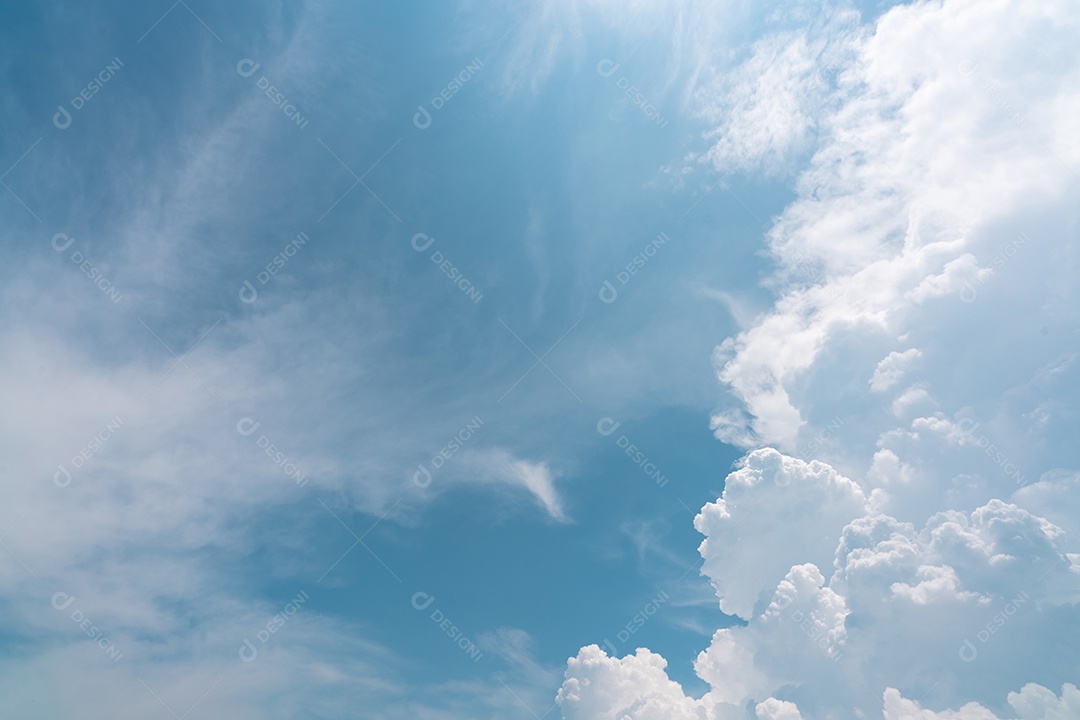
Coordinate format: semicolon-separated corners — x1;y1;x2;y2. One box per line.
558;0;1080;716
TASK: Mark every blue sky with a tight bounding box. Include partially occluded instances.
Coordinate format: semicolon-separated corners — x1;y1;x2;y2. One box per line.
3;1;1080;718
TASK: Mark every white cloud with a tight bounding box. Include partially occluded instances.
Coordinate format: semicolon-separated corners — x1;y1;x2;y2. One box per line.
558;645;709;720
1006;683;1080;720
560;455;1079;717
754;698;804;720
694;448;866;618
699;7;862;176
882;688;1001;720
457;449;568;522
871;348;923;392
883;683;1080;720
889;563;983;605
710;0;1080;461
560;0;1080;715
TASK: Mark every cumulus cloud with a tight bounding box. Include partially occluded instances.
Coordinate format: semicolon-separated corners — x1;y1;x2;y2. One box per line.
559;0;1080;716
883;683;1080;720
559;459;1079;717
754;698;804;720
871;348;923;392
710;0;1080;461
693;448;865;618
558;645;707;720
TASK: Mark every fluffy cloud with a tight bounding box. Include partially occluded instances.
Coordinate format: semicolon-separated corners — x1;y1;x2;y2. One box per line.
871;348;923;392
559;0;1080;716
557;645;707;720
693;448;865;618
711;0;1080;466
883;683;1080;720
559;459;1079;717
753;699;804;720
